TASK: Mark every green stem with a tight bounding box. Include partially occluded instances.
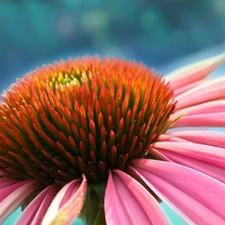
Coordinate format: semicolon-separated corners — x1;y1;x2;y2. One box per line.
79;181;107;225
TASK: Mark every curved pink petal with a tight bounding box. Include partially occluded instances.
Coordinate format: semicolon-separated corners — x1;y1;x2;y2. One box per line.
41;175;87;225
0;177;18;190
175;77;225;110
153;140;225;183
168;130;225;148
171;112;225;128
158;134;189;142
173;79;205;97
15;184;58;225
165;53;225;90
129;159;225;225
105;170;171;225
171;100;225;120
157;148;225;184
153;141;225;168
0;180;42;224
150;147;172;162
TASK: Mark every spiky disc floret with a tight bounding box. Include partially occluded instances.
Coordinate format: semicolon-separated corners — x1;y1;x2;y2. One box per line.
0;57;175;185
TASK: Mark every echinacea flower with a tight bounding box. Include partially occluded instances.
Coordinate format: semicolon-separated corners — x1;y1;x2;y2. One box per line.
1;54;225;225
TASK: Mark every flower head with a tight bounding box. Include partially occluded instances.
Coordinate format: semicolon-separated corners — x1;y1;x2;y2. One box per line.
1;54;225;225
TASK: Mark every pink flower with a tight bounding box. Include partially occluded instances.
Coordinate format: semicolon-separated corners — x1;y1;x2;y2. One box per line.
0;54;225;225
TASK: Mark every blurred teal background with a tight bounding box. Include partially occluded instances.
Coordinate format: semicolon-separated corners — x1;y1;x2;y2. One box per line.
1;0;225;224
4;203;186;225
1;0;225;91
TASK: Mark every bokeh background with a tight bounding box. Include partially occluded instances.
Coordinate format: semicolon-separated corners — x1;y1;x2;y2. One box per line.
1;0;225;224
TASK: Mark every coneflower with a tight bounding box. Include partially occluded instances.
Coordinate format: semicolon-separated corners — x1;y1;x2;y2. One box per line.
1;54;225;225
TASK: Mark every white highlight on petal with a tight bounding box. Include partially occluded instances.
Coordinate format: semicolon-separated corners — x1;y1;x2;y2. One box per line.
41;176;87;225
165;53;225;90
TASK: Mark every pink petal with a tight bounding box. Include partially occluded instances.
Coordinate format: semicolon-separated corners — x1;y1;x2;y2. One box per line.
41;175;87;225
168;130;225;148
165;53;225;90
15;184;58;225
104;170;171;225
0;180;42;224
158;134;189;142
157;148;225;184
171;100;225;120
171;112;225;128
0;177;18;190
173;79;205;97
175;77;225;110
150;147;172;162
153;141;225;168
153;140;225;183
129;159;225;225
